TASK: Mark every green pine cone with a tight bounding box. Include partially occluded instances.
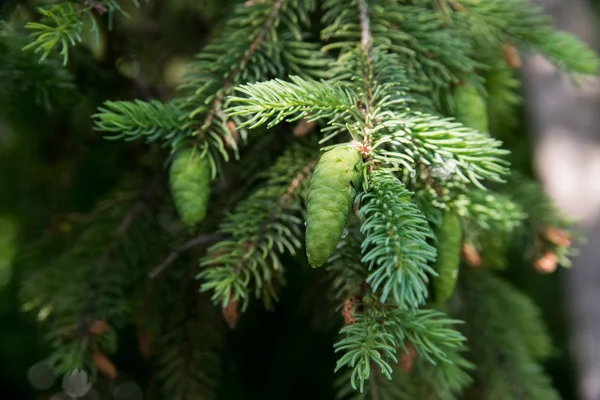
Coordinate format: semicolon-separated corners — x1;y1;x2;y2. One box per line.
306;145;363;268
453;82;489;133
169;148;211;227
433;212;462;305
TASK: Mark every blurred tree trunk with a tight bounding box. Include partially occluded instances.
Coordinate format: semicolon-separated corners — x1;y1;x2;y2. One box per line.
523;1;600;399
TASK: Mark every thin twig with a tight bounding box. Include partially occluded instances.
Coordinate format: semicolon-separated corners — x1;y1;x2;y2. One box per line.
358;0;373;52
149;233;225;279
357;0;375;155
281;159;318;203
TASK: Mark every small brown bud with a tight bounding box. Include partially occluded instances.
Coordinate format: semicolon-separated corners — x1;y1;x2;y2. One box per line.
544;227;572;248
222;299;240;329
224;120;240;149
503;44;522;69
85;0;107;15
292;119;317;137
137;330;152;359
462;243;482;268
400;342;418;373
89;320;109;336
448;2;465;11
342;297;359;325
534;251;558;274
92;352;117;379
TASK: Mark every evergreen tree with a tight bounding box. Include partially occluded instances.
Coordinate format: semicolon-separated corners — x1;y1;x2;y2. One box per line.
0;0;597;399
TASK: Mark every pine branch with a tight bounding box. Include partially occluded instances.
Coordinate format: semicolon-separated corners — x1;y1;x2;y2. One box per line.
484;60;522;135
334;307;470;393
23;2;87;64
454;0;599;75
455;189;525;233
20;177;164;374
157;277;221;400
195;0;285;135
93;100;192;146
322;0;478;109
459;270;559;400
227;76;359;129
378;114;510;189
0;27;75;111
198;143;317;310
22;1;139;64
359;170;436;308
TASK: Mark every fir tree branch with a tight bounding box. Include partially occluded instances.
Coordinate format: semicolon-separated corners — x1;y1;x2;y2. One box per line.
322;0;478;109
195;0;285;138
227;76;359;129
359;170;437;308
454;0;600;75
378;114;510;189
148;233;226;279
23;2;87;64
0;27;75;111
198;144;317;310
334;307;470;393
459;270;559;400
93;100;192;146
157;275;221;400
79;175;161;339
455;189;525;233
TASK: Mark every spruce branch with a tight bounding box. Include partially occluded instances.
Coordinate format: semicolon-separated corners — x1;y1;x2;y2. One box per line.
176;0;328;165
322;0;478;109
454;0;599;76
0;28;75;110
20;177;164;374
455;189;525;233
157;276;222;400
198;144;317;310
23;3;87;64
78;175;161;345
459;270;558;399
484;60;522;134
227;76;359;129
327;220;370;303
194;0;285;136
335;307;471;393
359;170;437;308
335;313;397;393
22;1;140;64
93;100;192;146
379;114;510;189
529;29;600;76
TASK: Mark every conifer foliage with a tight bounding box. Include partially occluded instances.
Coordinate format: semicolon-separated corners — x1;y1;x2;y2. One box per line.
1;0;598;399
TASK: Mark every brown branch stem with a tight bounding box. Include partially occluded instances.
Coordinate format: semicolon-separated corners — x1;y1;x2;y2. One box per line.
149;233;226;279
358;0;373;52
